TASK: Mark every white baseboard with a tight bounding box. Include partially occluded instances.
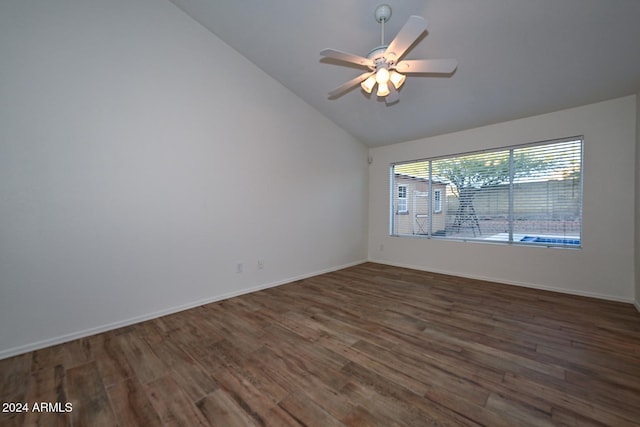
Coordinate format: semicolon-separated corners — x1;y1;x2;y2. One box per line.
369;259;635;304
634;300;640;313
0;259;367;361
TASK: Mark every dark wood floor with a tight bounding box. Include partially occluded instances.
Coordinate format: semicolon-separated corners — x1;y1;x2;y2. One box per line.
2;262;640;426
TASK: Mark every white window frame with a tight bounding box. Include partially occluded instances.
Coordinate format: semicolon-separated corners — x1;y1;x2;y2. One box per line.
397;185;408;214
433;189;442;213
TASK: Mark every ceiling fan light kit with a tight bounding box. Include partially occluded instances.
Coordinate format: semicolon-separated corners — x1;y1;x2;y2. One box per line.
361;75;376;93
321;4;457;105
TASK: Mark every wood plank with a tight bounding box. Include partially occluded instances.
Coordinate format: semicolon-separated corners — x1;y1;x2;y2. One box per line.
341;405;402;427
0;353;31;402
196;388;260;427
108;378;163;427
350;338;490;405
424;388;516;427
117;331;168;384
278;391;346;427
340;362;473;426
30;343;71;373
211;366;301;426
66;361;117;427
22;365;70;427
145;375;209;426
91;331;135;387
500;371;640;427
150;338;219;402
484;392;555;426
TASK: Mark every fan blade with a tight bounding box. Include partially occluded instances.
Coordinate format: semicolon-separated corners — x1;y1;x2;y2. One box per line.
328;71;374;98
384;16;428;62
320;49;374;68
395;59;458;74
385;85;400;105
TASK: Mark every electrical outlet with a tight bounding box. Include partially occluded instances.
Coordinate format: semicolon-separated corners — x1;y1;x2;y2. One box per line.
257;259;264;269
379;244;384;252
236;263;243;273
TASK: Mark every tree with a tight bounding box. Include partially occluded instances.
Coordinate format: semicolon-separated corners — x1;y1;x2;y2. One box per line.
431;147;566;235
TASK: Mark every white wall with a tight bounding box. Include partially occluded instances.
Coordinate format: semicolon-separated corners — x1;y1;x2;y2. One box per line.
369;96;637;302
0;0;368;358
635;93;640;311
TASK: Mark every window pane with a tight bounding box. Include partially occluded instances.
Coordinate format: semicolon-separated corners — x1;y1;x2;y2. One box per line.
392;161;430;235
512;141;582;245
432;149;510;239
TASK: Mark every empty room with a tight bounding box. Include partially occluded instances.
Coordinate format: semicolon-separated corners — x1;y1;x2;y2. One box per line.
1;0;639;426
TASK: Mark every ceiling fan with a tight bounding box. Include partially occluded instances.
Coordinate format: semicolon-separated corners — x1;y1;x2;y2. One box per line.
320;4;457;105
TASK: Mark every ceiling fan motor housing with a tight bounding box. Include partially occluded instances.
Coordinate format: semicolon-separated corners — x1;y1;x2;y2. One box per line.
366;46;388;62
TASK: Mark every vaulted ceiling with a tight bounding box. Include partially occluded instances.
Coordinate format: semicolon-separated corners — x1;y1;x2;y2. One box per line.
169;0;640;147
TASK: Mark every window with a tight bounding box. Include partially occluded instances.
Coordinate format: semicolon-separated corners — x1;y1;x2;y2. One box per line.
390;137;583;248
433;189;442;213
397;185;408;213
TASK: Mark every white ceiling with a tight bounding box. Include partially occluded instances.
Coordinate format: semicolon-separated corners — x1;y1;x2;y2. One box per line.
168;0;640;147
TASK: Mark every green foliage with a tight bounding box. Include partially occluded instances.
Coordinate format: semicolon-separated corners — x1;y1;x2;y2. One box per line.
432;152;509;192
431;144;576;197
